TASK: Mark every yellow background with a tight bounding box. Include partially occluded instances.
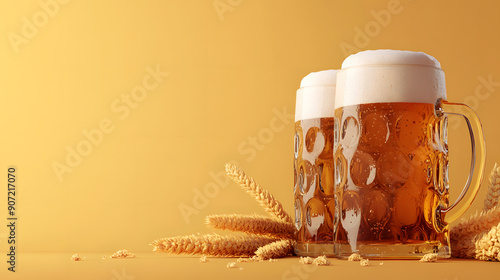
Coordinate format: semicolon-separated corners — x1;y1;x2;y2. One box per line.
0;0;500;278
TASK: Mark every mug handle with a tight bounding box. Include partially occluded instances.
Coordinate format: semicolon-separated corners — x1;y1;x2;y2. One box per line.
435;99;486;224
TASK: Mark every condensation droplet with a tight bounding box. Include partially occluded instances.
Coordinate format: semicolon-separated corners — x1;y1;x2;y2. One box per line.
361;112;390;147
295;199;302;231
363;188;391;234
341;116;360;149
376;150;411;190
294;132;300;159
350;150;377;187
305;198;325;237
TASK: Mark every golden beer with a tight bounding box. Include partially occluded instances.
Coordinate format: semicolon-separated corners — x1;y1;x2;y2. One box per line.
294;70;337;256
294;118;335;242
334;102;449;250
334;50;485;259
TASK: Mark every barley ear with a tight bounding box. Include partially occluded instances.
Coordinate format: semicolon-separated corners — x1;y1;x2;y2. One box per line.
225;163;293;224
484;163;500;211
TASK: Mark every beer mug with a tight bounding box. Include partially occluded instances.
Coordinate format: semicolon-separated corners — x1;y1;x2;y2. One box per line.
294;70;337;256
333;50;486;259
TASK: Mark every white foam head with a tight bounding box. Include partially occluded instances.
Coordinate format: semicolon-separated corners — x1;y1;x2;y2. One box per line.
295;70;337;121
335;50;447;109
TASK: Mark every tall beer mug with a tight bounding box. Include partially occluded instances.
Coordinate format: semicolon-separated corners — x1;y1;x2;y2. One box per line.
294;70;337;256
333;50;486;259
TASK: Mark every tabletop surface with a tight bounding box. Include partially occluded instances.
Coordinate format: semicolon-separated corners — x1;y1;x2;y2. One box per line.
2;252;499;280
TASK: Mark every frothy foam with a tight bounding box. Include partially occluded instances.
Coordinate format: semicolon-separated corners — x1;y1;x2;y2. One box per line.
295;70;337;121
300;69;337;88
336;50;447;109
342;49;441;68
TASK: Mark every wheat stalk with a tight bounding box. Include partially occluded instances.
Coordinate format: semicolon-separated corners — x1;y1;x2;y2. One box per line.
206;214;294;239
484;163;500;211
225;163;292;224
254;239;294;260
151;233;277;257
451;206;500;258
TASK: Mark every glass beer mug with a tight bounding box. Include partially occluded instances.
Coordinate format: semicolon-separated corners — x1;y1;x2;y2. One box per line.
333;50;486;259
294;70;337;256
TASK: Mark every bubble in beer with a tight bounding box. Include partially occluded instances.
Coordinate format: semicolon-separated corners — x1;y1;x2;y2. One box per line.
295;199;302;231
363;188;391;233
305;197;325;236
318;162;334;195
400;179;424;198
376;150;411;190
350;150;377;187
393;183;420;227
395;109;426;151
361;112;390;147
341;116;360;149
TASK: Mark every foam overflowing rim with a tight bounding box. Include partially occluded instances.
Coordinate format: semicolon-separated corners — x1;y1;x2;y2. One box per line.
335;50;447;108
342;49;442;70
300;69;338;88
296;70;337;121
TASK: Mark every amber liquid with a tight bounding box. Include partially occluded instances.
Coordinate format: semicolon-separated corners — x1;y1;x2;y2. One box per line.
294;118;336;246
334;103;449;250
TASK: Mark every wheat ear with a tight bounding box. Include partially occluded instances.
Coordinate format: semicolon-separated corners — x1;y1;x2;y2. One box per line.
151;233;277;257
206;214;295;239
225;163;292;224
484;163;500;211
451;206;500;258
475;222;500;261
255;239;294;260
